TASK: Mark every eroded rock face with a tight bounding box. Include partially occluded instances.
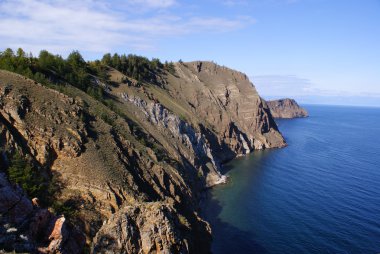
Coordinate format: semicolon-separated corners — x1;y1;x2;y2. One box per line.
120;92;223;186
266;98;308;118
93;202;198;254
170;61;286;153
0;75;86;166
0;173;85;253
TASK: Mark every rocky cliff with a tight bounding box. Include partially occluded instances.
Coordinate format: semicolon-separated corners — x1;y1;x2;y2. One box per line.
0;60;285;253
267;98;308;118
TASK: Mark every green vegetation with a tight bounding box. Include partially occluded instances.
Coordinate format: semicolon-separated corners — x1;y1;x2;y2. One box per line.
4;150;80;220
0;48;175;99
100;52;175;83
0;47;175;118
179;114;187;122
51;197;81;222
150;142;171;162
100;112;116;126
0;48;105;94
164;60;176;75
6;151;45;200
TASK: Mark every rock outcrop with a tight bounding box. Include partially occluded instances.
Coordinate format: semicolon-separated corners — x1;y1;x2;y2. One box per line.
93;202;209;254
170;62;286;153
0;172;85;253
266;98;308;118
120;92;224;186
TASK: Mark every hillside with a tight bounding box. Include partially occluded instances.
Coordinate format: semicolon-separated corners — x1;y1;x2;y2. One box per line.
0;49;285;253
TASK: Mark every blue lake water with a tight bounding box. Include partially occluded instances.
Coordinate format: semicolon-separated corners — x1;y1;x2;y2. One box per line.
203;105;380;253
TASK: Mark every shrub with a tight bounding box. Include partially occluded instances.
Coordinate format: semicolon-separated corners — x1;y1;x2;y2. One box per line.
51;198;79;222
100;112;115;126
179;114;186;122
6;151;44;199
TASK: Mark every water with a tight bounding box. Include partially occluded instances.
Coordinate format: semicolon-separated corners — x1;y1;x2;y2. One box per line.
203;105;380;254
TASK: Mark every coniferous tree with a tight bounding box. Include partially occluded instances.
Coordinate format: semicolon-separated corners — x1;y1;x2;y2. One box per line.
7;152;44;199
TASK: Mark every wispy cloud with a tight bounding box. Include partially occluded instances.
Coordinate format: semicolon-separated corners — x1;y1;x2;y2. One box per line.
252;74;380;107
221;0;249;6
0;0;254;56
129;0;177;8
252;74;314;97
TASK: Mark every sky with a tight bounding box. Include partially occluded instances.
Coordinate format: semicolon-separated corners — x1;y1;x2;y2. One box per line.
0;0;379;106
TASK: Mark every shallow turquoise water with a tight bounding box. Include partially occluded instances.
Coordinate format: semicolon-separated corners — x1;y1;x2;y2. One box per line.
203;105;380;253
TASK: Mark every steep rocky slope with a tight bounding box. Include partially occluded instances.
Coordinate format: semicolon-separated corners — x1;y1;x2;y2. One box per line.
0;60;285;253
267;98;308;118
110;61;285;186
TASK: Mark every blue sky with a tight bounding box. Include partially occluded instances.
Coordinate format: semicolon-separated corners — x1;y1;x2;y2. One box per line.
0;0;379;106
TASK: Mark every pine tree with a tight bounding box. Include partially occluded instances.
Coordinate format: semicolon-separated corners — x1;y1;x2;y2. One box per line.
7;152;43;198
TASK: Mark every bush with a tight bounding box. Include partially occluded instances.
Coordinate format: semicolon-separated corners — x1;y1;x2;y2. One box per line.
100;112;115;126
51;198;79;222
4;150;81;223
164;61;176;75
6;151;44;199
5;151;66;207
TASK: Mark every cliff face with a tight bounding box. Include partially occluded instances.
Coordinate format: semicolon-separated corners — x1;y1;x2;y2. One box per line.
169;62;286;153
111;61;286;187
267;98;308;118
0;61;285;253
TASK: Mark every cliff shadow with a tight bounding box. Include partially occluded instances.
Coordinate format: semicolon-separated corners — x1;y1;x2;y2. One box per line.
219;162;235;175
200;190;268;254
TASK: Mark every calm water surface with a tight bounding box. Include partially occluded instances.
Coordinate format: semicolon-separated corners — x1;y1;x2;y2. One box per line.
203;105;380;253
